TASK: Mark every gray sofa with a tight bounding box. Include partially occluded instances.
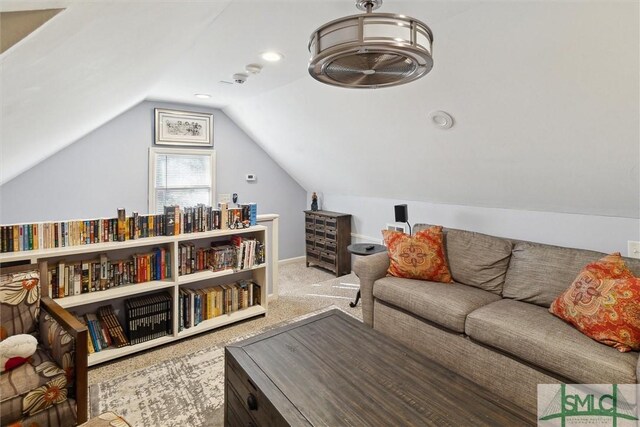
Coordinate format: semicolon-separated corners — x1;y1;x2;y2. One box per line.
353;224;640;416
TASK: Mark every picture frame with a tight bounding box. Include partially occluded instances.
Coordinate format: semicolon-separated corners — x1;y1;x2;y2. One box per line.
154;108;213;147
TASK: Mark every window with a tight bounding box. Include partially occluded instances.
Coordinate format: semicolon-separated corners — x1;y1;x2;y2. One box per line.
149;148;216;214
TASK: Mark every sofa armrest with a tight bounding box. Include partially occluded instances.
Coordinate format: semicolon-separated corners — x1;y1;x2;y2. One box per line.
353;251;389;327
41;296;89;424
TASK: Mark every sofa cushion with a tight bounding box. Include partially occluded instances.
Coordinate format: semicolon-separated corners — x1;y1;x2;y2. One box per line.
465;299;638;384
414;224;513;295
0;347;69;422
502;241;608;307
549;253;640;352
373;276;501;333
446;229;513;295
382;226;452;283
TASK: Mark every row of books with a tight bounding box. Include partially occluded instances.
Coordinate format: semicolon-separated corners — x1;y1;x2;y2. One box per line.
178;280;261;330
177;237;265;276
174;203;257;234
76;280;261;353
1;214;168;253
0;202;258;253
125;292;172;345
74;305;129;354
48;248;171;299
230;236;265;270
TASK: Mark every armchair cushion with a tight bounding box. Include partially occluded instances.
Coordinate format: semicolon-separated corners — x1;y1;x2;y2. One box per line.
0;268;41;338
0;347;68;421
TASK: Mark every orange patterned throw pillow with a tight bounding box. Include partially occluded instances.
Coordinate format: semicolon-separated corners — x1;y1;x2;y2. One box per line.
382;226;452;283
549;253;640;352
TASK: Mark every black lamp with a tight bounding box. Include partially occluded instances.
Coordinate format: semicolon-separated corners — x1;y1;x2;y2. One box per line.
394;204;412;235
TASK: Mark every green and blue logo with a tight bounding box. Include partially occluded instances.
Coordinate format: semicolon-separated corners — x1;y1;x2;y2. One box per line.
538;384;638;426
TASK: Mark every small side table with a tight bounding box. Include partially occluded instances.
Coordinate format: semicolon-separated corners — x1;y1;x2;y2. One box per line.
348;243;387;307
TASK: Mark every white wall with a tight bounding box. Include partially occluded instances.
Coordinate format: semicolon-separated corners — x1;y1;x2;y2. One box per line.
320;193;640;255
0;101;307;259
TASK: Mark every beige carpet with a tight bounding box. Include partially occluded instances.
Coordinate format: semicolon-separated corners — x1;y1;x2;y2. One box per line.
89;261;362;386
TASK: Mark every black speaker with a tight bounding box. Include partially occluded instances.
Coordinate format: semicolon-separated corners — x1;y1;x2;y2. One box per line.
394;204;408;223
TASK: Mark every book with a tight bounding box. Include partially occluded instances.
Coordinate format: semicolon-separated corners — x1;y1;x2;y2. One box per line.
164;206;177;236
72;263;82;295
100;254;109;290
97;305;129;348
219;203;229;230
73;314;95;354
84;313;102;352
81;262;90;293
57;261;65;298
117;208;126;242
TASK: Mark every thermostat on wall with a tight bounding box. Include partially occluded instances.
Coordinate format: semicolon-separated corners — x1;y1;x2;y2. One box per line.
246;174;257;182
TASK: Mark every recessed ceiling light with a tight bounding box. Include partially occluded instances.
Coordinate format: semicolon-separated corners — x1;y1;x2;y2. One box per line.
194;93;211;99
261;51;283;62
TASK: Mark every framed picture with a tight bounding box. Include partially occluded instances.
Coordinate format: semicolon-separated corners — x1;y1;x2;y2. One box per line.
154;108;213;147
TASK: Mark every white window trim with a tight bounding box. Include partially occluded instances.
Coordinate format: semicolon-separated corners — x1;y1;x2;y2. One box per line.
148;147;216;214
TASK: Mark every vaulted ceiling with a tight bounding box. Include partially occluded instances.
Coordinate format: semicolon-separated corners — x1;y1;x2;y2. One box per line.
1;0;638;218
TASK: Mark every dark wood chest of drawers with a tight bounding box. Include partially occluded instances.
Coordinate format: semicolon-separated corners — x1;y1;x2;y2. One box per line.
304;210;351;277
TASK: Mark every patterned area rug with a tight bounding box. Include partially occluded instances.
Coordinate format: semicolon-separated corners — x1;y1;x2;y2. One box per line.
89;305;349;426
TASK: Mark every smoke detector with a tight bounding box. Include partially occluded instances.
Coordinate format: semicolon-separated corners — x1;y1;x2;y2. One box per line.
308;0;433;89
246;64;263;74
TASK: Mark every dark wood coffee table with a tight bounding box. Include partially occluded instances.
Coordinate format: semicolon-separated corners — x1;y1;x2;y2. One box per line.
225;309;535;426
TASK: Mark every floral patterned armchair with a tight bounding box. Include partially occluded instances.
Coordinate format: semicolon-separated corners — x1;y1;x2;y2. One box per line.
1;264;88;426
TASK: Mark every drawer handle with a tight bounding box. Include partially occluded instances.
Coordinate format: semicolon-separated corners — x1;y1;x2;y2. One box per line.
247;393;258;411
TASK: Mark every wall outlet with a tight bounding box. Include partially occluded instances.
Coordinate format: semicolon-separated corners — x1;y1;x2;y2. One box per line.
246;173;256;182
628;241;640;259
219;193;230;204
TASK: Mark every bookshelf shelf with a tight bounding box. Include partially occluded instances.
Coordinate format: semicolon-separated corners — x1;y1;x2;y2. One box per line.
0;235;172;263
56;279;176;308
1;224;271;366
88;335;175;366
177;263;266;285
177;305;266;339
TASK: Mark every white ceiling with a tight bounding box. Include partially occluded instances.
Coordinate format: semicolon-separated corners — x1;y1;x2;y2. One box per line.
1;0;638;218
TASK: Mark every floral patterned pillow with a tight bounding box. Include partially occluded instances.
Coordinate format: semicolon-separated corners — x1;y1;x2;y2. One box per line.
382;226;452;283
549;253;640;352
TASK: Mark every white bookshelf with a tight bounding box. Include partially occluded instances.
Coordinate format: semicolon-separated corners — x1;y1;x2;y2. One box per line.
0;225;270;366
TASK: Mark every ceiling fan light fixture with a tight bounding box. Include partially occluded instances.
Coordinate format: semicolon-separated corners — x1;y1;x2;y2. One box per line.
308;0;433;89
